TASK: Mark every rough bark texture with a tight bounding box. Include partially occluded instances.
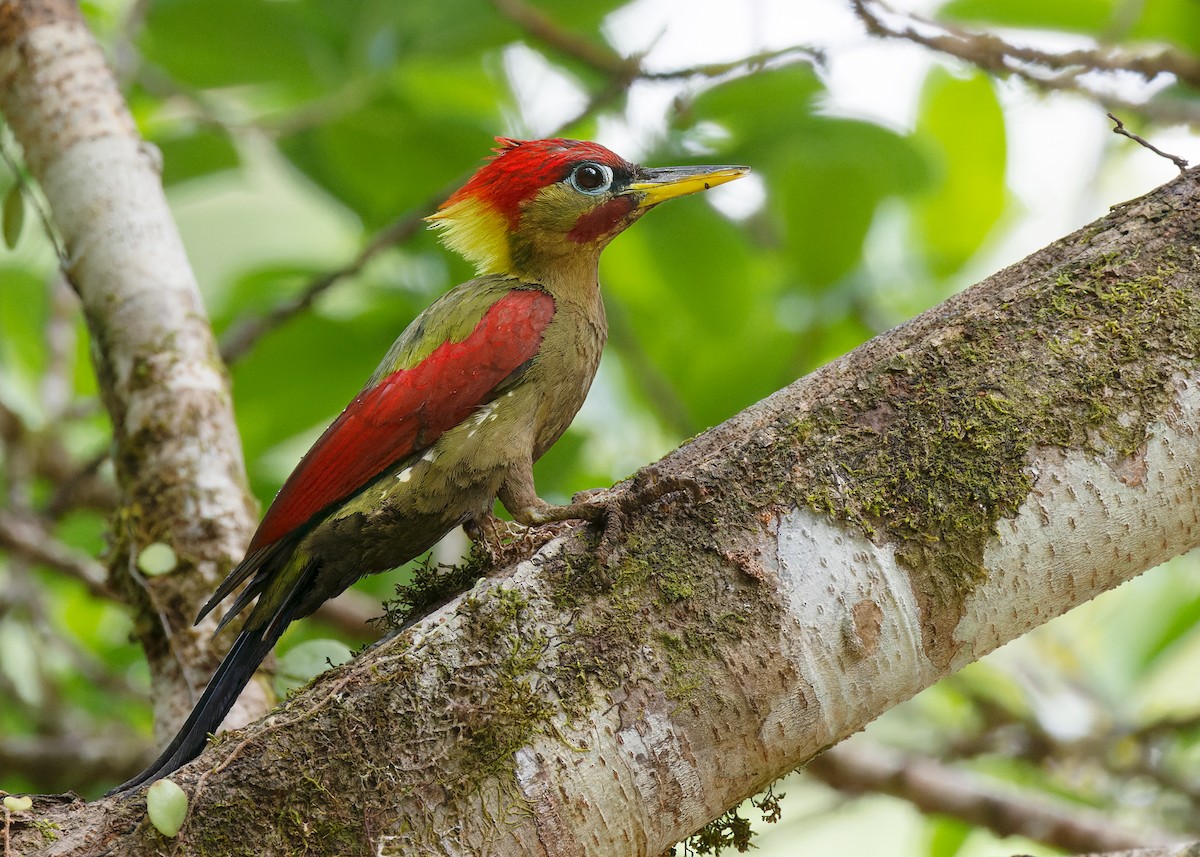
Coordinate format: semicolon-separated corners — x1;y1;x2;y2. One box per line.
7;160;1200;855
0;0;263;737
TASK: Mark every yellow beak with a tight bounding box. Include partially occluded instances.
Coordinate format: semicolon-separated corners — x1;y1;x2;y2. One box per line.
626;164;751;208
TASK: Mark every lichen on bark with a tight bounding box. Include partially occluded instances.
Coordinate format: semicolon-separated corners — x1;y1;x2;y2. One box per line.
767;198;1200;667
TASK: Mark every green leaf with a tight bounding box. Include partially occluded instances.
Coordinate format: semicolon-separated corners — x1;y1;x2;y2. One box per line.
1127;0;1200;53
690;65;930;286
604;203;789;430
3;184;25;250
687;63;825;157
940;0;1115;32
277;60;508;226
0;266;46;379
767;118;928;286
156;129;240;187
926;816;972;857
141;0;330;96
275;638;352;697
913;68;1007;278
146;779;188;838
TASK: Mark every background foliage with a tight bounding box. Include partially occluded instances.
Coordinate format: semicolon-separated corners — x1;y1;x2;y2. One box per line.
2;0;1199;853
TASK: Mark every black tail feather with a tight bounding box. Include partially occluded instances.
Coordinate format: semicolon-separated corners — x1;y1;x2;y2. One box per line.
107;621;286;795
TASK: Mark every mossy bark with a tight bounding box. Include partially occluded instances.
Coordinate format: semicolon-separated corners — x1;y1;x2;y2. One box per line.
12;165;1200;855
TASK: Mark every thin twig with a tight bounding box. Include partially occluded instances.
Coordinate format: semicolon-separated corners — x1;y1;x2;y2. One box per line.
0;133;67;265
852;0;1200;126
490;0;635;79
1108;113;1190;172
218;195;448;363
493;0;822;82
641;43;825;80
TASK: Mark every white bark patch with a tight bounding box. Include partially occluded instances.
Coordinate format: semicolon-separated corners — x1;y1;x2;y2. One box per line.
768;509;936;745
956;377;1200;667
616;710;705;837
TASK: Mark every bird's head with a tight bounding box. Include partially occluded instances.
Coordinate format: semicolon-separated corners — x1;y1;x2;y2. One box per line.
427;138;748;281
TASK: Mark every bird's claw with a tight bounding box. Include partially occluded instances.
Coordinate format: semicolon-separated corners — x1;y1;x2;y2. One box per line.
465;513;529;566
563;470;704;570
466;511;580;567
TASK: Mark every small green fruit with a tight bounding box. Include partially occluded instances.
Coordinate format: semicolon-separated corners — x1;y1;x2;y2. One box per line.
146;779;187;837
3;795;32;813
137;542;177;576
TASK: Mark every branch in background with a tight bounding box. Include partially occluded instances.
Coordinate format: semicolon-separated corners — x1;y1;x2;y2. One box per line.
218;197;445;363
0;733;146;793
42;448;117;518
0;510;112;600
491;0;638;80
852;0;1200;126
943;677;1200;826
493;0;823;82
806;741;1184;854
1075;847;1200;857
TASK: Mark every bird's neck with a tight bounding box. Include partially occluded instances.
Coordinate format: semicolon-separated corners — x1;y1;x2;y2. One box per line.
511;240;604;309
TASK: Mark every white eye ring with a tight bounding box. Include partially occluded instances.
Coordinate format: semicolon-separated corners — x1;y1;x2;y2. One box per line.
569;162;614;195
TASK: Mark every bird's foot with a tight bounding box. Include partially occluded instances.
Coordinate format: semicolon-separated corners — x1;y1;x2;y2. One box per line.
465;511;574;568
465;512;528;566
521;470;704;569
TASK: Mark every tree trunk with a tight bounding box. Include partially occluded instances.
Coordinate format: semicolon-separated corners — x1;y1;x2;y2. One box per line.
0;0;263;739
5;2;1200;856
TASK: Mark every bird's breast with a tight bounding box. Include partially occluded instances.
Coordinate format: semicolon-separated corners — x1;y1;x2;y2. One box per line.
528;294;607;460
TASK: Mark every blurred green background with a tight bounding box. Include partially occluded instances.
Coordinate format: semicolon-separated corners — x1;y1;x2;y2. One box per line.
2;0;1200;853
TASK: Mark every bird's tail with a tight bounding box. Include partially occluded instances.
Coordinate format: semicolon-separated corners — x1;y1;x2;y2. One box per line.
106;618;288;795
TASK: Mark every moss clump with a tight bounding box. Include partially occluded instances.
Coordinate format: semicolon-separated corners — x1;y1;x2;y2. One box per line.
270;774;366;857
673;784;784;855
547;514;759;716
452;586;555;777
777;248;1200;657
377;548;491;631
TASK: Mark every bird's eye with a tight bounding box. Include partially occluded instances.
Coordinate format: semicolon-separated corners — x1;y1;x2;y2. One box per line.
569;162;613;195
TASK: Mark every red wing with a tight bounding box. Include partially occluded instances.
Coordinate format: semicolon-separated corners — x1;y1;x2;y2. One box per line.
248;289;556;551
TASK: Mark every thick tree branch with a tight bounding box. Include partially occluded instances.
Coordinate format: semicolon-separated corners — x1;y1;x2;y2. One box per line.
11;160;1200;855
0;0;262;739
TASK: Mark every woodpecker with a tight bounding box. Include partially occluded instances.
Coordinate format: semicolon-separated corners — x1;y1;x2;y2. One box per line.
112;138;748;793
